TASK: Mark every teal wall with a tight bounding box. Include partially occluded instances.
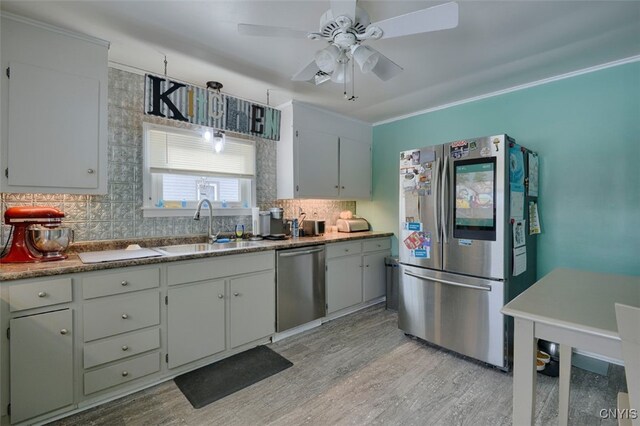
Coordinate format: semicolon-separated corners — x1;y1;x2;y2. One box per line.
359;62;640;277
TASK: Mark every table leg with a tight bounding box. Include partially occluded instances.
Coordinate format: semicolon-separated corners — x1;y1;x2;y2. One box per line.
513;317;537;425
558;344;572;426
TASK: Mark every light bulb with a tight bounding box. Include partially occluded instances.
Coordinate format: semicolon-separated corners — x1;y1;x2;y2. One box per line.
213;130;225;153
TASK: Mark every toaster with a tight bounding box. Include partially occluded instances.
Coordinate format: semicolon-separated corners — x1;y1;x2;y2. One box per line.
302;219;325;236
336;218;370;233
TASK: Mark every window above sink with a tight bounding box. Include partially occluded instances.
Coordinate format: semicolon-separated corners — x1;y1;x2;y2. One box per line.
142;123;256;217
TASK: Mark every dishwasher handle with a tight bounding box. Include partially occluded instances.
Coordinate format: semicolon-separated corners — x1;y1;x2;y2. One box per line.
278;247;325;257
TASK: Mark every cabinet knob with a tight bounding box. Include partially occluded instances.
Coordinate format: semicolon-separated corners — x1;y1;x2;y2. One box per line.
121;371;129;377
122;345;129;351
60;329;68;335
121;280;128;286
335;185;339;189
87;168;95;174
366;265;370;268
341;186;345;189
233;292;240;297
37;291;47;298
345;249;349;252
218;294;224;299
121;313;129;319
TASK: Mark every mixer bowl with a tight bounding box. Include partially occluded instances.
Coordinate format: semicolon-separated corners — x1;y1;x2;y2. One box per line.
28;225;73;258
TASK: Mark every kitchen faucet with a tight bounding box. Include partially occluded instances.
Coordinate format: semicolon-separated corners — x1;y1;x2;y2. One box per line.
193;198;218;243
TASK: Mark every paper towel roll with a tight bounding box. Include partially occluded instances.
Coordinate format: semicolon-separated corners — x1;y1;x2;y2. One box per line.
251;207;260;234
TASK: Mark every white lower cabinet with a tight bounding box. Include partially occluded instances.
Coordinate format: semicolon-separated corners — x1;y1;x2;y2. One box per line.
167;280;226;369
10;309;74;424
363;251;388;301
326;255;363;314
326;238;391;314
165;252;276;370
229;271;275;349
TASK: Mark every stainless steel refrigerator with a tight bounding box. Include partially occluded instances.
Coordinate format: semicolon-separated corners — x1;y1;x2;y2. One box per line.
398;134;538;370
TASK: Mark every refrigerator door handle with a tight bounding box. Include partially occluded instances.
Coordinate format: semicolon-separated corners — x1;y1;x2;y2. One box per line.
433;157;441;243
403;271;491;291
441;156;449;243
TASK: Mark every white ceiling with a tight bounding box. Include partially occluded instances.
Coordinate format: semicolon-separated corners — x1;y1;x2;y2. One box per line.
1;1;639;123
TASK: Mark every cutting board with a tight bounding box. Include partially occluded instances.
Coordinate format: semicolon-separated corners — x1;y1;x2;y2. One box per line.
78;248;163;264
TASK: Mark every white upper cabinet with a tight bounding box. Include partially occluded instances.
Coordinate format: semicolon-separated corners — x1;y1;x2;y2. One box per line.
277;101;372;200
0;14;109;194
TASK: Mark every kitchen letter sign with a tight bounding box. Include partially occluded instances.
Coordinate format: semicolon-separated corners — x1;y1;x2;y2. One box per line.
144;74;281;141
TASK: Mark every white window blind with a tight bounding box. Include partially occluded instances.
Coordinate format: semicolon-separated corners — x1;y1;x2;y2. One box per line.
148;130;255;177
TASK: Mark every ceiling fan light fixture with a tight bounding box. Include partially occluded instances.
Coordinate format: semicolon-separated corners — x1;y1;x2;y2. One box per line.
330;61;351;84
352;45;379;73
314;44;341;73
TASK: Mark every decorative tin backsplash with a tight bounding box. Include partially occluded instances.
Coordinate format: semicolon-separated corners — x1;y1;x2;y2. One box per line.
276;200;356;226
0;68;355;244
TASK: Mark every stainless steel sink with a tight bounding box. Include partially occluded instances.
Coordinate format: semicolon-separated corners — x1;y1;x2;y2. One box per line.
155;241;261;255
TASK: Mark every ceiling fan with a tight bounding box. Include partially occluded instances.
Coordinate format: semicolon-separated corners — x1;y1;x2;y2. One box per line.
238;1;459;85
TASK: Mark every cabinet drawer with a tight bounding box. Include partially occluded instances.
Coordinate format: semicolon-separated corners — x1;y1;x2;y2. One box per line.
84;352;160;395
82;267;160;299
167;252;274;286
363;238;391;253
84;328;160;369
83;291;160;342
9;278;72;312
326;242;362;259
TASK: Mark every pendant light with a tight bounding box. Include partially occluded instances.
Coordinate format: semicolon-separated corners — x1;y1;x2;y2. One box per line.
213;130;225;153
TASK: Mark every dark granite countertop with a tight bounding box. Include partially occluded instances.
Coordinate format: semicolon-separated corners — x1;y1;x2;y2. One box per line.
0;232;393;281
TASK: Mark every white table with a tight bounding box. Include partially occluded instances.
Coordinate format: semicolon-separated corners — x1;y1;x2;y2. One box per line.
502;268;640;425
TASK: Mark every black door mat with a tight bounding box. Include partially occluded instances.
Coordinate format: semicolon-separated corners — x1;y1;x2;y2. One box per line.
174;345;293;409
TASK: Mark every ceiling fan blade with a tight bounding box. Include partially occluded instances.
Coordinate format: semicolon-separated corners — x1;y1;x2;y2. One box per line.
372;1;459;40
370;51;403;81
330;0;357;21
292;60;321;82
238;23;309;38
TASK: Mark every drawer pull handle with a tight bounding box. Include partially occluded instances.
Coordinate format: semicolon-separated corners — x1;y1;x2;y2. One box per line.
122;345;129;351
121;314;129;319
121;371;129;377
233;292;240;297
121;280;128;286
218;294;224;299
38;291;47;298
60;329;68;335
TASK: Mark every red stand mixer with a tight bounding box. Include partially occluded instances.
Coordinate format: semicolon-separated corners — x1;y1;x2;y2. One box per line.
1;207;72;263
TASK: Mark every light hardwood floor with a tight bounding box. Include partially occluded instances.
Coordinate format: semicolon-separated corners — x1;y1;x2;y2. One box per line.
51;304;626;425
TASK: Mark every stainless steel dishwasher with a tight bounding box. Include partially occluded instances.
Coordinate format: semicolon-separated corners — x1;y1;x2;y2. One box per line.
276;245;325;332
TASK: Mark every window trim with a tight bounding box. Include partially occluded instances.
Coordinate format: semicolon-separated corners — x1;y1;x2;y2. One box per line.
142;122;257;218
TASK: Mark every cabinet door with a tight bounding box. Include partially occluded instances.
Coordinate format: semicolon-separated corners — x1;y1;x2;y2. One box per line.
339;136;371;200
363;251;388;301
167;280;226;369
8;62;101;189
296;128;339;198
326;255;363;314
229;271;275;348
10;309;73;423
